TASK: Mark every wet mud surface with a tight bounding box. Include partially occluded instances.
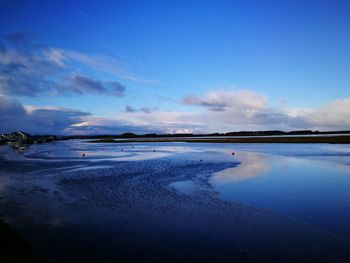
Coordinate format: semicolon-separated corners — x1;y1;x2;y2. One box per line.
1;141;350;262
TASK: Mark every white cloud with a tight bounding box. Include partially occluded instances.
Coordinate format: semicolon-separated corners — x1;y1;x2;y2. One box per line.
302;98;350;130
179;90;350;132
2;92;350;135
183;90;268;112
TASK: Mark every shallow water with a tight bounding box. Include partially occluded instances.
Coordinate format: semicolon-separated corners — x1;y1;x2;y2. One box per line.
211;151;350;238
1;140;350;262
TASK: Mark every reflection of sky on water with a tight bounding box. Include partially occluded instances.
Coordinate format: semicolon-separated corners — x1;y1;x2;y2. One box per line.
210;151;350;238
211;152;270;183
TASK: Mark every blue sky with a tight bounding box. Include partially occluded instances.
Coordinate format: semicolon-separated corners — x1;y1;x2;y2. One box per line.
1;0;350;134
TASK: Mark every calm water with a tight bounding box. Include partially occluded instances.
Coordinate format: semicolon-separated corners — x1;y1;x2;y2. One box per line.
211;151;350;238
1;140;350;262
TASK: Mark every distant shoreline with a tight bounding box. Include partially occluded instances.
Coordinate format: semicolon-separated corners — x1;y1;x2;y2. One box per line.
3;130;350;145
88;135;350;144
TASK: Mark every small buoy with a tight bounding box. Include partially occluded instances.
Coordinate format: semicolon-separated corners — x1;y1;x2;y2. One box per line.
231;152;235;156
153;149;156;152
82;153;85;157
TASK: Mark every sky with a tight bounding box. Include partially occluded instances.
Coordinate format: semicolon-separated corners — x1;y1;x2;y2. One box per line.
1;0;350;135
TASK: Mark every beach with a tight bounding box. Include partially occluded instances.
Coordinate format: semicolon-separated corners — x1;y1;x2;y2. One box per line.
1;141;350;262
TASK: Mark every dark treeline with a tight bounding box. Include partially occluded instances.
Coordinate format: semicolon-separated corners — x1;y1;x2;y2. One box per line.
61;130;350;140
3;130;350;143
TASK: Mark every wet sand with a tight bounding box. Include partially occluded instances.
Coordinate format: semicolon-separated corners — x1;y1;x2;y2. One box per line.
1;141;350;262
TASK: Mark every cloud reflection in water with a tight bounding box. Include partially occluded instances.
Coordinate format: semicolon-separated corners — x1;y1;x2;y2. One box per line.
211;152;270;184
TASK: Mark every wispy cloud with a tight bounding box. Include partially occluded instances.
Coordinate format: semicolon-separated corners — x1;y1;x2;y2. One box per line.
45;48;159;84
64;75;126;97
0;33;157;97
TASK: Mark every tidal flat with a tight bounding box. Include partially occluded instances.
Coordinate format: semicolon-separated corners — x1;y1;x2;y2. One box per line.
1;140;350;262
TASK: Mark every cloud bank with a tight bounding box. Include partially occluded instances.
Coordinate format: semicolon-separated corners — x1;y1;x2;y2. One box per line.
0;95;160;135
181;90;350;132
0;95;90;134
1;89;350;135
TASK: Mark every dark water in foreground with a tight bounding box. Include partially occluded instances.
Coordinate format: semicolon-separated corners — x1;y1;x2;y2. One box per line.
1;141;350;262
